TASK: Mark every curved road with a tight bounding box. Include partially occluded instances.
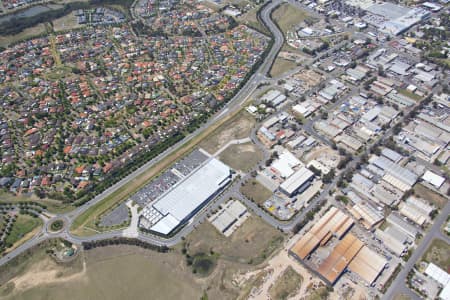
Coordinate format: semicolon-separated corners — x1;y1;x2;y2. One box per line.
0;0;285;267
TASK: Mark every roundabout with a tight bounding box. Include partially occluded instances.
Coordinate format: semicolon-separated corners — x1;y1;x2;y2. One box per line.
48;219;65;234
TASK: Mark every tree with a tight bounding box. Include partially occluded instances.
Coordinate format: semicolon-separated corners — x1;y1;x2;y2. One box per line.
322;169;335;184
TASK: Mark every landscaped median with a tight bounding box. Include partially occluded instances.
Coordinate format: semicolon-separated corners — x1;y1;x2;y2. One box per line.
70;108;254;237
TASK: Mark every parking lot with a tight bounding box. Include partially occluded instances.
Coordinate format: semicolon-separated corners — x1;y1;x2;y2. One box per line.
130;149;209;207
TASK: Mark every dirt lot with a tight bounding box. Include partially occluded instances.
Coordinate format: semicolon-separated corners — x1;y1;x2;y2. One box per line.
184;216;284;265
200;111;255;155
1;217;285;300
1;244;246;300
52;13;83;32
240;179;273;205
219;143;263;172
268;266;302;300
270;57;297;78
414;184;447;209
271;3;314;33
422;238;450;270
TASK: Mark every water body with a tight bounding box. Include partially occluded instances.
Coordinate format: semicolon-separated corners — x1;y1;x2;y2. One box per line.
0;4;63;24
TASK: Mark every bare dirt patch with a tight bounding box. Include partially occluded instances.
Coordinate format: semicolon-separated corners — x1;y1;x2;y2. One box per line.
414;184;447;209
200;111;255;155
219;143;263;172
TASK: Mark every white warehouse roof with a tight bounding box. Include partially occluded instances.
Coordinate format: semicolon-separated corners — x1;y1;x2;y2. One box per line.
422;171;445;188
280;167;314;195
141;158;231;235
425;263;450;286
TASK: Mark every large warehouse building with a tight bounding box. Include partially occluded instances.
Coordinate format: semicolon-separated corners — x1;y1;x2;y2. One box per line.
290;207;354;260
280;166;315;197
290;207;387;286
139;158;231;236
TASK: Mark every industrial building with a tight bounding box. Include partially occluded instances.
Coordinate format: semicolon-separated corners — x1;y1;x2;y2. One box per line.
369;155;418;192
139;158;231;236
290;207;387;286
398;197;433;226
290;207;354;260
317;233;364;284
279;167;315;196
375;228;408;257
348;245;387;285
349;201;384;229
209;200;248;237
425;263;450;300
387;213;418;239
422;171;446;189
314;232;387;285
271;149;302;179
363;2;430;35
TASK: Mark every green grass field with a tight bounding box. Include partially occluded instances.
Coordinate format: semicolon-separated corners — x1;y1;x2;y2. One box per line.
4;214;42;247
0;23;47;47
269;266;302;300
240;179;272;205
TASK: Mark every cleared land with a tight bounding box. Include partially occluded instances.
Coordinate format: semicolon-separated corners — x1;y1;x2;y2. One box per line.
305;285;331;300
269;266;302;300
414;184;447;209
4;214;42;248
200;110;255;155
269;57;297;78
422;238;450;270
240;179;272;205
71;108;254;237
0;245;202;300
271;3;314;33
238;6;269;36
219;142;263;172
185;215;284;265
0;241;282;300
52;13;83;32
